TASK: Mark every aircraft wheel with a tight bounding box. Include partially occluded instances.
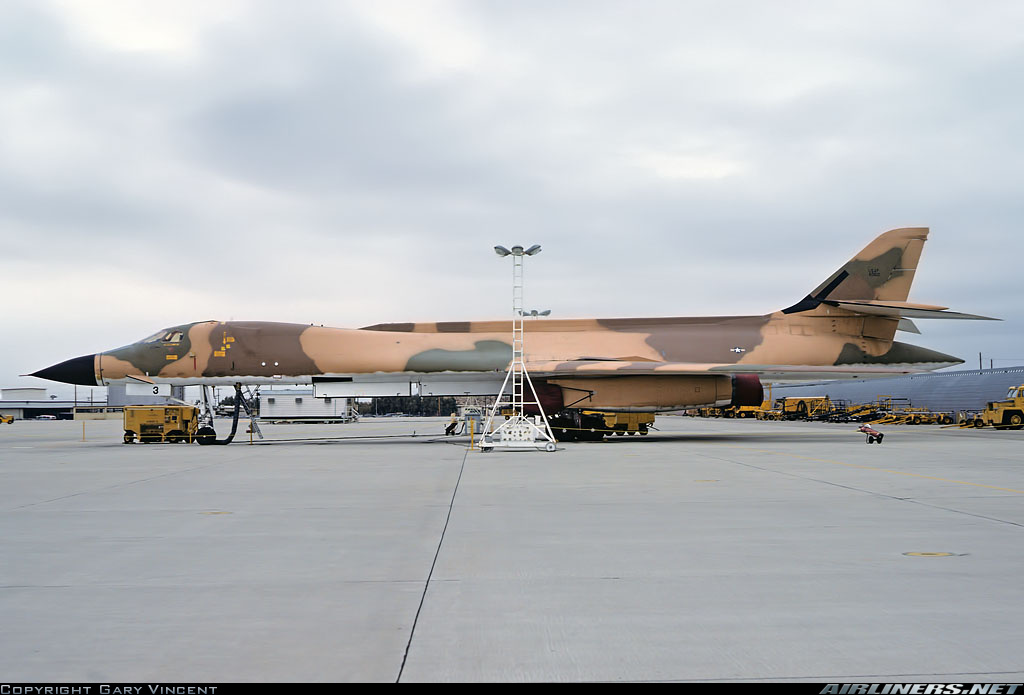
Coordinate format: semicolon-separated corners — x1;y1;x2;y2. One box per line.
196;426;217;445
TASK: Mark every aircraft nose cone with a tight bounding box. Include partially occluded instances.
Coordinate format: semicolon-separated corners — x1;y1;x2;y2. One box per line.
30;354;98;385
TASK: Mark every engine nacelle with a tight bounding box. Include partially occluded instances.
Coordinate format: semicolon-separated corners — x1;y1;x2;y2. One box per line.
522;380;566;416
730;374;764;407
544;373;763;410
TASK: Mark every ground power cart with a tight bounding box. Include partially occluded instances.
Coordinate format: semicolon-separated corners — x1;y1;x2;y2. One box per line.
123;405;199;444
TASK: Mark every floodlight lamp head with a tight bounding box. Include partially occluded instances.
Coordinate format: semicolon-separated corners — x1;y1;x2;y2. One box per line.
539;309;551;316
510;245;524;256
494;245;511;257
525;244;542;256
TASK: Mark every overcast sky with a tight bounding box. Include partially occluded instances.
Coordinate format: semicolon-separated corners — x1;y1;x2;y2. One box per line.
2;0;1022;398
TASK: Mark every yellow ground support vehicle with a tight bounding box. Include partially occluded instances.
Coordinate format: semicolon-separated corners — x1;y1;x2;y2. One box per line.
123;405;199;444
0;414;13;424
722;404;764;418
775;396;832;420
590;411;656;435
867;396;954;426
897;408;953;425
978;385;1024;430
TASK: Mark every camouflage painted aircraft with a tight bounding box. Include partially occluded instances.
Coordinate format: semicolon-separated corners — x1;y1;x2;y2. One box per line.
31;227;993;434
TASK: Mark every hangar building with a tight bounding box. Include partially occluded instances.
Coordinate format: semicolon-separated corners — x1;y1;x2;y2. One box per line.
770;365;1024;414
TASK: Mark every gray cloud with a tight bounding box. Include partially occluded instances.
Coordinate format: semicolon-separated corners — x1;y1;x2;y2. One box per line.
3;0;1023;394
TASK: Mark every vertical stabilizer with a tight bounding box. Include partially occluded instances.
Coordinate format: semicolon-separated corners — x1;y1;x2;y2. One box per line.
783;227;928;314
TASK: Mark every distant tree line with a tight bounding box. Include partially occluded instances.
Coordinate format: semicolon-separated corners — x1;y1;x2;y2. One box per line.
361;396;459;417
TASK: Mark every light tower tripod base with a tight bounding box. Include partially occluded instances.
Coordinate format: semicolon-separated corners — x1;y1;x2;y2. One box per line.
480;358;558;453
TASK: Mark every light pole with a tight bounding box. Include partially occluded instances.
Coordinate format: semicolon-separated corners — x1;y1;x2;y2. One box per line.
481;244;557;452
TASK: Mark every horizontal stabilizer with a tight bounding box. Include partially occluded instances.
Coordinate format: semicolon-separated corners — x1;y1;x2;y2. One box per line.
823;300;998;321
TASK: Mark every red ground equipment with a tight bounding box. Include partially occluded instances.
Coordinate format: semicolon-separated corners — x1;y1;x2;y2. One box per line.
857;425;884;444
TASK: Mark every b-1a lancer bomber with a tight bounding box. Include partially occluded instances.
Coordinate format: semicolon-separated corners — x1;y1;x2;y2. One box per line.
31;228;994;442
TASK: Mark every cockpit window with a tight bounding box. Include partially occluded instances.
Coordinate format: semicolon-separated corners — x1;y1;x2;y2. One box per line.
141;330;184;344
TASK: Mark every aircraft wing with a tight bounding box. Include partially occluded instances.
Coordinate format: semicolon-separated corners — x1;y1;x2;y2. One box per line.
525;360;926;381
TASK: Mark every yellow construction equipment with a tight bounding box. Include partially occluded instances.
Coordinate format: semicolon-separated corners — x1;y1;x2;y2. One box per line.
977;385;1024;430
0;414;13;424
123;405;199;444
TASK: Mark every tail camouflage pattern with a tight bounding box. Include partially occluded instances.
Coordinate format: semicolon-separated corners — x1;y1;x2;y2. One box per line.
783;227;927;314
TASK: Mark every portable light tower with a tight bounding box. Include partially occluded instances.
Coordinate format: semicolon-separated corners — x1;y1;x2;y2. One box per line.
481;245;557;452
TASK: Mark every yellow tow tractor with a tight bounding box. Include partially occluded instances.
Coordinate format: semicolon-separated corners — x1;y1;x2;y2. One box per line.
123;405;200;444
1;414;13;424
722;403;764;419
977;385;1024;430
